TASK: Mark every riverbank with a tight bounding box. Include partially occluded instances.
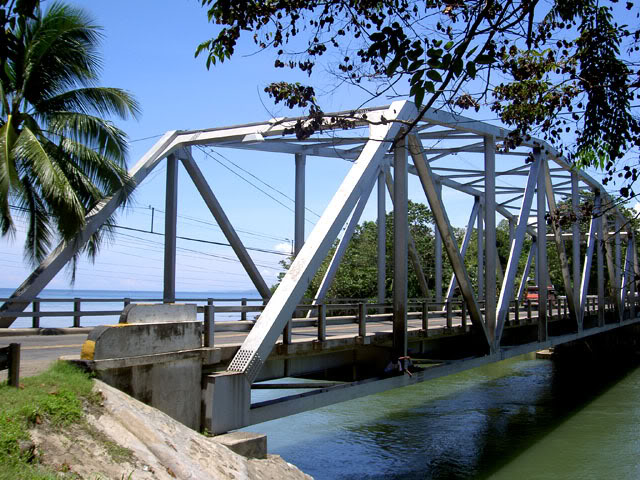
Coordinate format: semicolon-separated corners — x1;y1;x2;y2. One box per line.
0;362;311;480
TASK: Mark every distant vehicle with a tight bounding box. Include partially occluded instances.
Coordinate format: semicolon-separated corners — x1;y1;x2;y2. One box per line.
524;285;556;303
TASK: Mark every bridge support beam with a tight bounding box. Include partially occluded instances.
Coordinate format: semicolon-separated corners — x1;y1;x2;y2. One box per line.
572;173;581;309
226;101;417;384
517;243;535;301
393;133;409;360
385;172;430;299
309;177;376;310
435;181;443;304
408;135;489;347
477;203;484;301
446;199;480;300
496;151;541;345
484;136;497;351
295;153;306;256
543;159;578;325
597;195;606;326
181;152;272;299
536;148;548;342
377;170;386;306
163;154;178;304
580;191;599;327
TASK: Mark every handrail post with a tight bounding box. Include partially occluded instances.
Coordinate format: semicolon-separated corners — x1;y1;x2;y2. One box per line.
461;300;467;329
204;305;215;347
446;300;452;330
514;300;519;325
421;301;428;331
9;343;20;387
124;297;131;308
284;315;292;345
32;299;40;329
317;303;326;341
241;298;247;321
527;299;532;322
73;298;81;328
358;303;367;337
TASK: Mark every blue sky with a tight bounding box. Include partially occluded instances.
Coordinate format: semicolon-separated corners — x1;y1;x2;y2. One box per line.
0;0;631;294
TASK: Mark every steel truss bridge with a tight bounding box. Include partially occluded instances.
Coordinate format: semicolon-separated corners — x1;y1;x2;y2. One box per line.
2;101;639;433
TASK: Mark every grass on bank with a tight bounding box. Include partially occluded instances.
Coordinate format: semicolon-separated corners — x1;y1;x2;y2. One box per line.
0;361;99;479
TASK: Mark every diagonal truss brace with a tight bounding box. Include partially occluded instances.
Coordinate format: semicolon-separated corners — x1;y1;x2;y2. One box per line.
517;242;536;301
495;152;541;345
307;169;379;312
543;160;578;326
181;151;271;299
579;192;600;326
227;101;418;383
445;198;480;300
0;131;181;327
407;134;489;345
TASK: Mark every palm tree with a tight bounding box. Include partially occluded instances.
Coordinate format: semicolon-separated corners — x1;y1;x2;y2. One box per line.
0;2;140;269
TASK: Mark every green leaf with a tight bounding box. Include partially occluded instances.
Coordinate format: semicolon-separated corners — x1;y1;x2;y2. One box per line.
386;55;401;76
452;57;464;77
424;81;435;93
427;48;443;59
444;40;454;51
466;46;478;58
408;60;424;72
475;54;495;65
466;61;477;79
414;87;425;108
426;69;443;82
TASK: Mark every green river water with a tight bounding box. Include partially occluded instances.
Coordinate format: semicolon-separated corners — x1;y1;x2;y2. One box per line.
249;353;640;479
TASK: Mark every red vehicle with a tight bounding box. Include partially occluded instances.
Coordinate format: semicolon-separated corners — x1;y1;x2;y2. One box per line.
525;285;556;303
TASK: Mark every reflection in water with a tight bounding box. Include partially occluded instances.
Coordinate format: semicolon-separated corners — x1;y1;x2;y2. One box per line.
248;354;640;479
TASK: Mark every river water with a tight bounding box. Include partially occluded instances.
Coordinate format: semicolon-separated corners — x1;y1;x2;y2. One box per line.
249;354;640;479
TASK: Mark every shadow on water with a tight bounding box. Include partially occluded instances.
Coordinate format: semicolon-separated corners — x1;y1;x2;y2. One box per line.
268;351;640;480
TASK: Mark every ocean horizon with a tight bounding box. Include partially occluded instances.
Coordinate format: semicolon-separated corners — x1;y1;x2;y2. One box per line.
0;287;262;329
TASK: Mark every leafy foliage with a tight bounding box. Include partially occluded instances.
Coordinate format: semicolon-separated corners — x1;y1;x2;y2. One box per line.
198;0;640;197
0;2;140;269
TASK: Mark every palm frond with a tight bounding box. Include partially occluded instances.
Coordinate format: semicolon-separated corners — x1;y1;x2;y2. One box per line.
36;87;141;120
45;111;129;165
18;173;53;265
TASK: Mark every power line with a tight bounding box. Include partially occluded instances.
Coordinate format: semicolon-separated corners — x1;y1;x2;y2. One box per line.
197;146;317;226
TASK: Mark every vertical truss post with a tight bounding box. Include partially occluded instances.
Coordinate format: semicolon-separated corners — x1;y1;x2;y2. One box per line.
477;203;484;301
597;196;606;326
604;220;622;320
495;152;541;345
446;199;480;300
435;182;443;304
484;136;497;351
571;173;581;306
227;100;417;384
536;149;548;342
517;243;536;301
295;153;306;256
632;233;638;317
621;239;633;316
385;172;430;298
181;153;271;299
163;154;178;303
580;191;599;327
543;160;578;326
393;133;409;360
615;216;622;306
377;169;386;306
408;135;489;346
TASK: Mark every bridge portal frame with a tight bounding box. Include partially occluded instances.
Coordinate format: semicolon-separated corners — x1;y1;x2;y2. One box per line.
1;101;638;431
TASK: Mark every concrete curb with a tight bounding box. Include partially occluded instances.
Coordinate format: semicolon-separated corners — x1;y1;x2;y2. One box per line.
0;327;94;337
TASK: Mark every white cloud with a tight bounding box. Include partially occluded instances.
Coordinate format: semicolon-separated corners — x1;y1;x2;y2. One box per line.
274;242;292;254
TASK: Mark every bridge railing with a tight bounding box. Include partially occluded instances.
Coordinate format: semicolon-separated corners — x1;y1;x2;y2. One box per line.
1;294;636;342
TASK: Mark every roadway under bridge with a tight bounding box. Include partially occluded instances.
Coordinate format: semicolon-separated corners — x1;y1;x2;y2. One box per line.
2;101;639;433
